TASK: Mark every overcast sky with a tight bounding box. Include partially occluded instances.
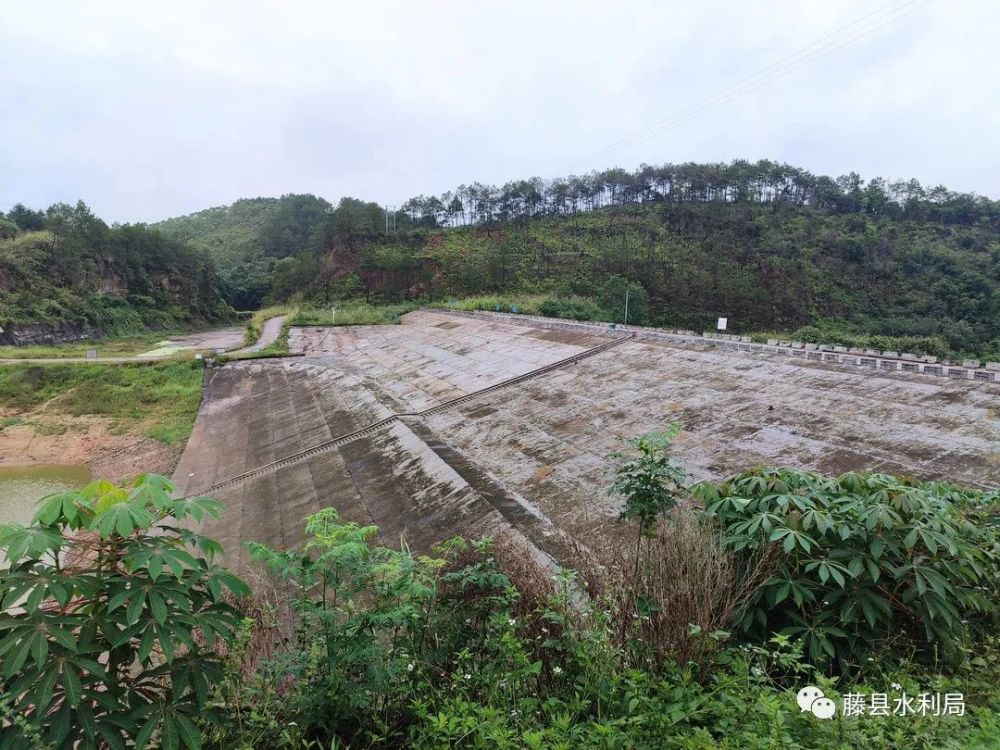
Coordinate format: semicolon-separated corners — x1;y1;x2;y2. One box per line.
2;0;997;223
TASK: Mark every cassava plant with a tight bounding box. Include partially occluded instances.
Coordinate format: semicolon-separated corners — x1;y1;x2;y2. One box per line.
695;467;1000;668
0;475;248;750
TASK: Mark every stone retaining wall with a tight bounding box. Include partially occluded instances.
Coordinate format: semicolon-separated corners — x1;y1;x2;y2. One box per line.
0;321;105;347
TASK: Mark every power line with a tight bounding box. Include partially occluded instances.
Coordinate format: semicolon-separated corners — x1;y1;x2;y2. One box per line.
599;1;935;161
559;0;935;173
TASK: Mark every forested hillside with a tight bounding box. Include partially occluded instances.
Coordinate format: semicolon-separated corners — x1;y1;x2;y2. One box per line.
161;160;1000;357
152;194;331;309
0;201;230;343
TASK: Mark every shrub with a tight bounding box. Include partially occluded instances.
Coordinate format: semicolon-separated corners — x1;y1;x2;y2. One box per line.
694;467;1000;667
610;426;687;564
291;301;416;326
598;275;649;325
537;296;606;321
210;499;1000;749
791;323;951;358
0;475;248;749
211;510;530;747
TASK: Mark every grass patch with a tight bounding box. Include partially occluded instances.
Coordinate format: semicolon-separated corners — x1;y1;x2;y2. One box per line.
292;302;418;327
0;416;25;432
0;361;204;444
428;294;551;315
0;330;197;360
219;308;299;361
0;326;246;360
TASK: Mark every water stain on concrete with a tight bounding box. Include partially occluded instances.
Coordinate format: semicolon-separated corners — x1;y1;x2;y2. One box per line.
175;311;1000;574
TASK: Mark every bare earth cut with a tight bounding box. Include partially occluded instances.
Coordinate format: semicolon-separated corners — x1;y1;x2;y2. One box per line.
0;416;182;481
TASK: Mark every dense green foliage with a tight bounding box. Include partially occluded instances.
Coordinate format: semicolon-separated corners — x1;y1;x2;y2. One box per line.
153;160;1000;357
0;202;230;338
210;505;999;749
0;475;248;749
2;465;998;749
696;468;1000;668
0;361;205;443
152;195;331;310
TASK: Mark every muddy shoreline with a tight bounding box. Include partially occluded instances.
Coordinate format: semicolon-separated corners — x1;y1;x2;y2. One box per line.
0;417;182;483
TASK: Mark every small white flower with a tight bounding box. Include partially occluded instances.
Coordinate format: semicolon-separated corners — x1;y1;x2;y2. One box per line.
552;666;563;675
464;673;472;681
407;662;415;672
508;618;516;627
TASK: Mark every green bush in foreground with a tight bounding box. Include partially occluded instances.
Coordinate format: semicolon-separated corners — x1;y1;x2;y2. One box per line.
205;505;998;748
0;476;248;749
2;468;998;749
695;468;1000;668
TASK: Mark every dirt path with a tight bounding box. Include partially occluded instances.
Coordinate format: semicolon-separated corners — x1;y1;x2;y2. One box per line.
231;316;287;355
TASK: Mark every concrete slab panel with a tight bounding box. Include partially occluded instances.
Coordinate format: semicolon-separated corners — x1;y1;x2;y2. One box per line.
175;311;1000;574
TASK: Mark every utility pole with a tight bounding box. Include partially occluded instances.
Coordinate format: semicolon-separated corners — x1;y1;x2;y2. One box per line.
624;289;630;325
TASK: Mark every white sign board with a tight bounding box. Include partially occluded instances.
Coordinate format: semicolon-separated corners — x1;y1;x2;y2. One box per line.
717;317;728;331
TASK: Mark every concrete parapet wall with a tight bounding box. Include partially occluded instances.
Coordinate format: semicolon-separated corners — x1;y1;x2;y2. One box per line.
430;309;998;389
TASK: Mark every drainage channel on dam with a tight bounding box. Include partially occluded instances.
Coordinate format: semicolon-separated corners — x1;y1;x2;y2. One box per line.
192;333;633;496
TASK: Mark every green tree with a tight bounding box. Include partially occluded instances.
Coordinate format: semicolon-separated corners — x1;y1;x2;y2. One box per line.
598;275;649;325
610;425;687;576
5;204;45;232
0;475;248;749
0;218;18;240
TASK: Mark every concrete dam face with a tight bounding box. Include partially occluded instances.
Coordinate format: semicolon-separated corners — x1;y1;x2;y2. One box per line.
172;310;1000;571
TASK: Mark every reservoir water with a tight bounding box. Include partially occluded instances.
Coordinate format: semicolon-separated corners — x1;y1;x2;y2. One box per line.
0;464;92;527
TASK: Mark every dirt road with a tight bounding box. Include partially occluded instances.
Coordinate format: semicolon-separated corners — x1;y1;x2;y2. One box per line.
231;316;287;355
